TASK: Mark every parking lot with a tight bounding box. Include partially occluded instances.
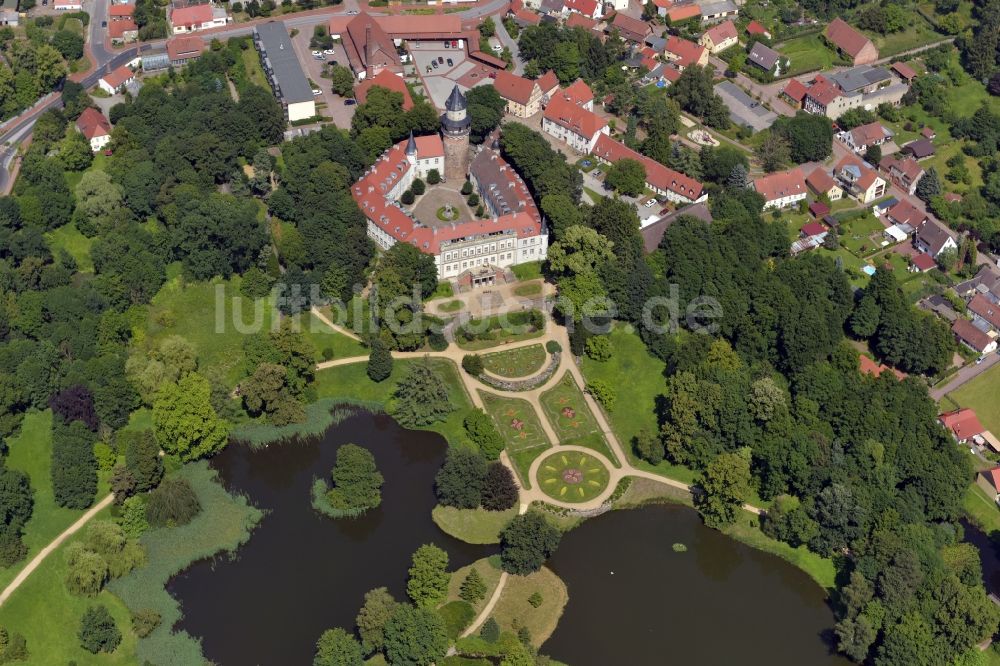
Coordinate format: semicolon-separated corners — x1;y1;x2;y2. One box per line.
410;41;494;109
289;29;356;130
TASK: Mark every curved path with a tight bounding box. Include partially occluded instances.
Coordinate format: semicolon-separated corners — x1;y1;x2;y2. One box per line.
0;493;114;607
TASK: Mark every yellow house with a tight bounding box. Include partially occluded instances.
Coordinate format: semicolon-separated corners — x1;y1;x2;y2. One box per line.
698;20;738;54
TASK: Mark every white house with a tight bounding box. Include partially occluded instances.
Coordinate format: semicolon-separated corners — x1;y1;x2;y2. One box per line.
541;94;608;153
169;3;228;34
753;169;807;209
75;108;112;152
98;65;135;95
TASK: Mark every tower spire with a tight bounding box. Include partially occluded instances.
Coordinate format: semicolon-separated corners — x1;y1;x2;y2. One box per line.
406;131;417;155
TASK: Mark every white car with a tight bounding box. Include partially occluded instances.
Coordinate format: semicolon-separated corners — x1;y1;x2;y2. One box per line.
311;50;322;57
644;199;656;207
323;48;335;55
312;88;322;96
491;43;502;53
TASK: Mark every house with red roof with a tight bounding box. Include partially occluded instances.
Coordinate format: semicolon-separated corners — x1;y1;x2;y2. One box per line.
781;78;808;108
98;65;136;95
909;252;937;273
840;121;893;153
609;12;651;43
512;6;541;26
556;79;595;110
166;35;205;66
879;155;924;195
541;94;608;153
969;294;1000;333
108;19;138;44
753;168;807;209
824;18;877;65
883;199;927;232
699;20;737;54
537;70;560;101
834;154;886;204
664;35;707;69
805;167;843;201
953;318;998;355
940;408;986;444
666;4;700;23
494;70;543;117
565;12;598;30
891;61;917;82
354;70;414;110
75;107;112;152
977;466;1000;499
564;0;601;18
650;0;672;17
590;134;706;204
169;3;228;34
745;20;771;40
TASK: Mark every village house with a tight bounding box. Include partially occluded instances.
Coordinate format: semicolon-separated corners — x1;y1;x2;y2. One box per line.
753;168;807;209
968;294;1000;333
879;155;925;195
554;79;595;110
891;61;918;83
781;78;808;109
799;68;908;119
840;121;893;153
902;138;936;160
953;318;998;355
609;12;651;43
108;18;139;44
698;20;737;54
824;18;878;65
745;20;771;40
666;4;701;24
564;0;601;18
98;65;136;95
805;167;843;201
747;42;783;76
54;0;83;10
834;154;886;204
956;266;1000;301
791;221;829;255
591;134;707;205
541;94;608;153
664;36;708;69
883;199;927;234
536;70;560;103
494;71;543;118
565;12;597;30
649;0;671;17
914;219;958;258
940;408;986;445
169;2;228;34
75;108;112;152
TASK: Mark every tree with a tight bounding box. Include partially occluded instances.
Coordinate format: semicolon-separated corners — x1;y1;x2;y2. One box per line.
462;354;484;376
383;605;449;666
327;443;383;512
356;587;400;655
546;225;614;277
481;462;519;511
467;85;506;144
52;420;97;510
314;627;364;666
863;144;882;166
464;409;505;459
916;167;942;203
65;542;108;596
123;430;163;492
427;169;441;185
755;132;791;172
605;158;646;197
367;339;393;383
145;477;201;527
393;359;453;427
634;429;664;465
460;568;487;604
435;448;488;509
49;385;99;431
771;113;833;163
78;605;121;654
499;512;561;575
701;145;749;185
695;447;752;528
52;29;84;60
152;373;229;462
59;127;93;171
406;543;450;608
241;362;305;426
480;617;500;642
329;65;355;97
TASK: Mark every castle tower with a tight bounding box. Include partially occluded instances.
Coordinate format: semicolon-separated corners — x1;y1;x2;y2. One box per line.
405;131;417;168
440;85;471;183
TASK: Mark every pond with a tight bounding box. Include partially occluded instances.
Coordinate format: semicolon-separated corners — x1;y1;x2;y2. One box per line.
168;411;851;665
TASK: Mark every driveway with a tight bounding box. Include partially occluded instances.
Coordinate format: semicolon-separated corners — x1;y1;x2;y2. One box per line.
493;13;522;75
289;28;358;128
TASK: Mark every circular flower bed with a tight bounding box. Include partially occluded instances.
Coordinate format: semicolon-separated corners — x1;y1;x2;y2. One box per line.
437;205;460;222
537;451;610;503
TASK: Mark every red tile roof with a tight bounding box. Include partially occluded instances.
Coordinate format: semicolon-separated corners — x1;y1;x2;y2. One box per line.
666;4;700;22
494;70;539;106
940;408;986;440
651;0;672;8
911;253;937;272
591;134;704;201
703;20;737;47
782;78;808;102
805;76;843;107
565;12;597;29
101;65;134;90
880;155;924;183
891;61;917;80
610;12;650;41
75;107;111;140
514;7;541;24
849;121;890;147
166;35;204;61
543;94;607;139
825;18;873;59
752;168;806;203
801;222;826;237
171;3;213;27
559;79;594;106
808;201;830;217
952;318;993;353
109;3;134;16
564;0;598;16
858;354;906;380
885;199;926;227
969;294;1000;330
374;14;462;34
921;126;936;139
805;167;837;194
983;466;1000;492
108;19;137;39
537;70;559;94
354;70;414;110
746;20;770;36
664;35;705;68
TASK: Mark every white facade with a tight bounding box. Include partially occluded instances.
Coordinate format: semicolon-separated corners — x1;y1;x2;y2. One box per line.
541;117;607;154
762;191;807;210
436;233;547;279
287;99;317;123
88;133;111;152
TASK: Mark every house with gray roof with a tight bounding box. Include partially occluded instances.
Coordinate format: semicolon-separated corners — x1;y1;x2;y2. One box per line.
747;42;783;75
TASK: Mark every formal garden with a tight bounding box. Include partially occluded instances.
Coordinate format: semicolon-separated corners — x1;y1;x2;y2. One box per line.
480;344;547;378
536;451;610;503
478;391;550;488
539;373;619;466
454;310;546;351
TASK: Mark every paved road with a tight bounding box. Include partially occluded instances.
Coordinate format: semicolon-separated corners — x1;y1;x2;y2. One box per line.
493;12;522;75
931;352;1000;401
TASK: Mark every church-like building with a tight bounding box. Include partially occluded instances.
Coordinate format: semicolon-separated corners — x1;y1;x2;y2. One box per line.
351;85;548;284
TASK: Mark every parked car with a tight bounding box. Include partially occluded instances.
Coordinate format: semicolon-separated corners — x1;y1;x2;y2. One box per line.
432;60;439;69
489;71;496;79
592;168;603;177
491;43;502;53
444;41;450;48
311;50;322;57
344;98;356;105
644;199;656;207
451;40;458;47
437;56;444;64
347;9;358;13
323;49;335;55
312;89;322;96
446;58;453;66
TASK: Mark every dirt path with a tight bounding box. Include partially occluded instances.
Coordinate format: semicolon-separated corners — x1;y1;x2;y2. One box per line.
0;494;114;607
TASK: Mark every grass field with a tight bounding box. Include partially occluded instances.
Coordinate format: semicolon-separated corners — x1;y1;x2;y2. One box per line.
539;373;619;466
446;556;503;615
481;344;547;378
948;364;1000;436
512;281;543;298
432;505;517;544
439;300;464;313
45;222;95;273
537;450;610;503
962;483;1000;536
868;13;942;57
488;565;568;648
289;310;367;362
723;512;837;592
839;215;887;257
137;274;275;385
511;262;543;281
777;34;836;77
241;47;269;88
479;391;550;452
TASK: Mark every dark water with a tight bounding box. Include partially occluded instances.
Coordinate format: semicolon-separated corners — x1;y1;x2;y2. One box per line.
544;505;852;666
963;519;1000;597
167;411;489;666
168;412;851;666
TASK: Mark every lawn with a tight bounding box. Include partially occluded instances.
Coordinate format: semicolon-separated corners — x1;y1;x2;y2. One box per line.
446;556;503;614
512;281;543;298
962;483;1000;536
314;357;474;448
0;505;139;665
454;311;546;351
289;310;367;362
723;512;837;592
777;34;837;77
868;13;942;57
536;450;610;503
439;300;464;313
479;391;551;487
839;214;888;258
45;222;95;273
488;565;568;648
481;344;547;378
539;373;619;466
511;261;543;281
948;363;1000;436
241;47;269;88
137;274;275;385
433;505;517;544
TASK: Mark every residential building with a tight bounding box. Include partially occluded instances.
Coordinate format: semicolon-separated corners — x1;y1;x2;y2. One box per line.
902;138;935;160
169;2;228;34
591;134;707;205
953;318;998;355
557;79;594;110
54;0;83;10
541;94;608;153
338;12;400;80
564;0;600;18
747;42;783;75
605;0;630;11
879;155;924;195
955;266;1000;301
108;19;139;44
805;167;843;201
539;0;564;15
824;17;878;65
650;0;671;17
354;70;413;110
939;408;986;444
840;121;893;153
166;34;205;67
800;69;907;119
781;78;808;109
969;294;1000;332
254;22;316;123
745;20;771;40
666;4;701;24
0;0;18;27
98;65;136;95
792;221;829;254
609;12;651;43
565;12;597;30
512;6;541;26
537;70;560;102
699;0;736;22
976;467;1000;500
109;3;134;19
834;154;886;203
664;35;708;69
753;168;807;209
699;20;737;54
828;65;892;95
493;70;543;117
714;81;776;131
883;199;927;233
914;219;958;258
75;108;112;152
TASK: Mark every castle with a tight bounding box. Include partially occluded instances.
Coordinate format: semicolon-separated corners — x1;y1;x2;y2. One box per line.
351;85;549;284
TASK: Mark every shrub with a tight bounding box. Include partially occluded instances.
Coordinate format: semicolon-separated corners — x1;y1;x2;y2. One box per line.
461;180;473;195
412;178;426;195
93;443;116;473
321;347;335;361
481;463;518;511
428;331;448;351
480;617;500;643
78;605;121;654
460;568;487;604
427;169;441;184
462;354;484;376
585;380;616;410
464;409;505;460
401;190;415;205
545;340;561;354
123;430;163;492
131;609;161;638
145;477;201;528
407;544;450;608
0;628;28;662
584;335;612;361
467;193;480;207
528;591;543;608
0;526;27;568
367;339;393;383
109;465;137;503
118;495;148;539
